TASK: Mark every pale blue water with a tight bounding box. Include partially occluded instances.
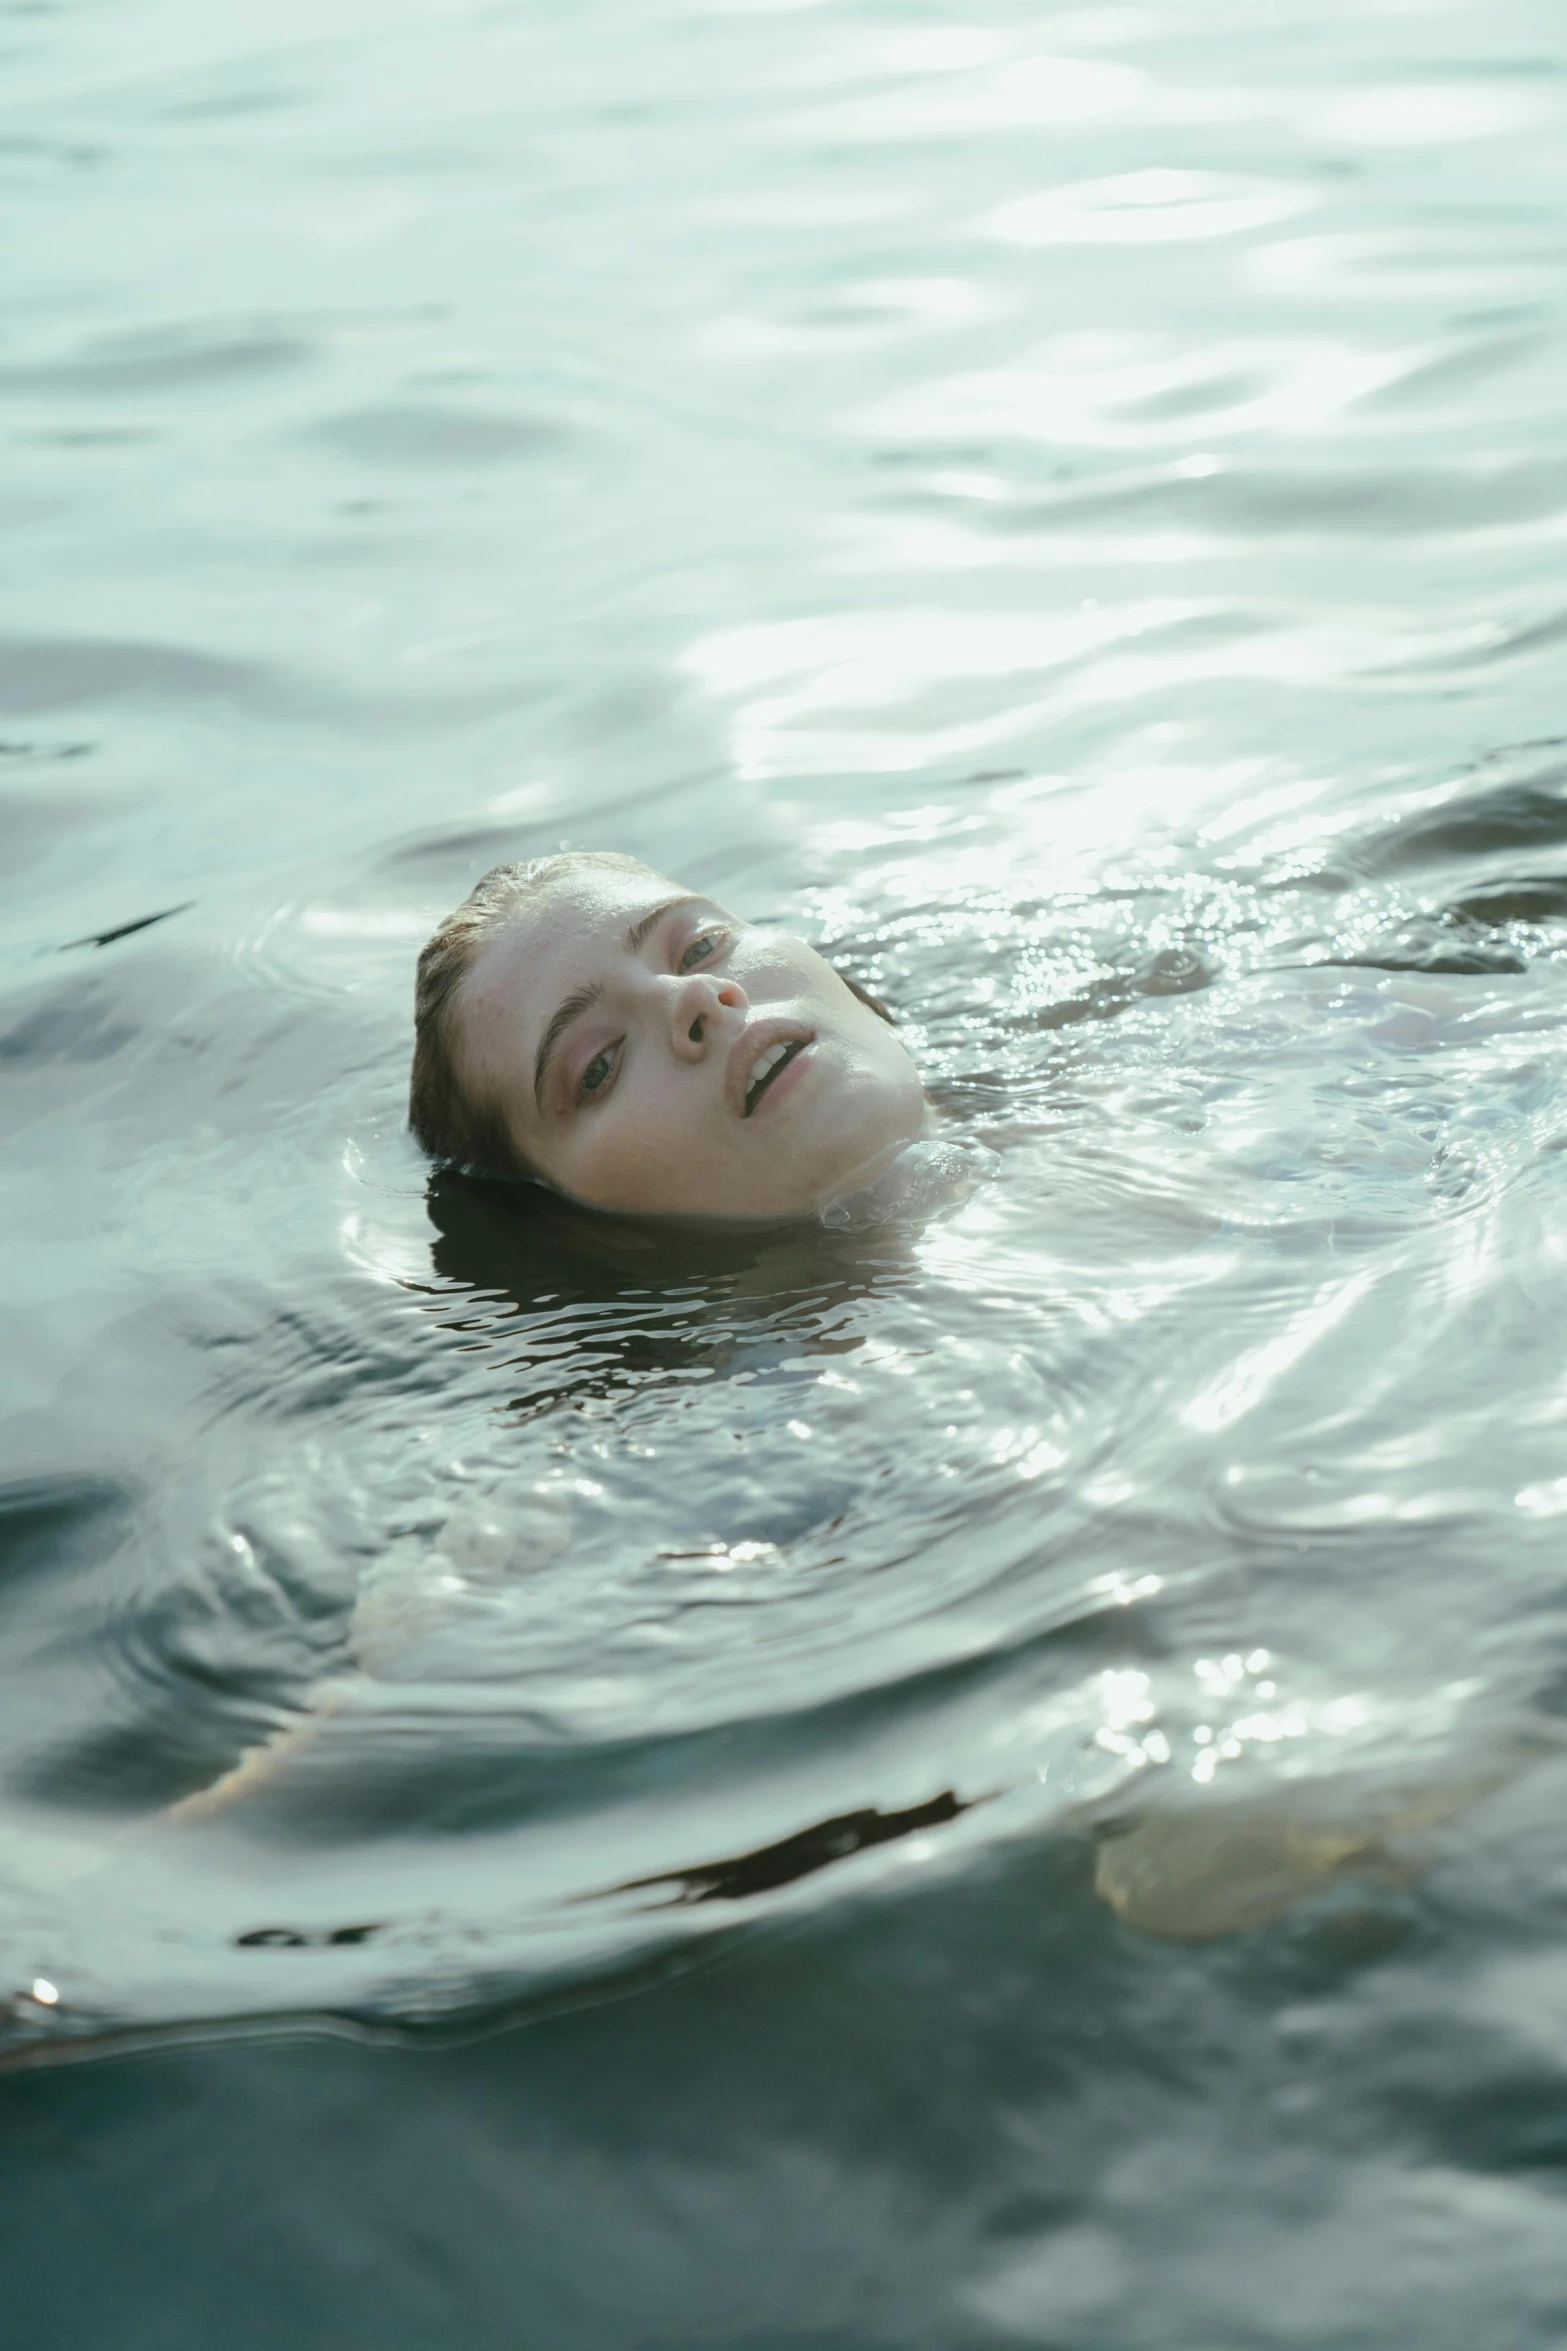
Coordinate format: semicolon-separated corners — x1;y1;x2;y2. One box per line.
4;2;1567;2342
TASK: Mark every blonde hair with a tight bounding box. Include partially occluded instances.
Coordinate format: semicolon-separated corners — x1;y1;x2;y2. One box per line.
408;851;648;1177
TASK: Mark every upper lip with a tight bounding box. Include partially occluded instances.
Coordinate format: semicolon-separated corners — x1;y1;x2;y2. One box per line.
725;1015;815;1120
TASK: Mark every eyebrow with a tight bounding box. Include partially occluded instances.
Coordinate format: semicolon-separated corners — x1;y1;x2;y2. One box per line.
623;895;701;955
531;899;709;1114
532;981;603;1113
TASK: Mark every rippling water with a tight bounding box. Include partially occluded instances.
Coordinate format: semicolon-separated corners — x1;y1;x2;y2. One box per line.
5;0;1567;2340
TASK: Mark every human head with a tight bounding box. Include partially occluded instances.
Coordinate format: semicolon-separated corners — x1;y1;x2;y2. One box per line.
409;853;928;1221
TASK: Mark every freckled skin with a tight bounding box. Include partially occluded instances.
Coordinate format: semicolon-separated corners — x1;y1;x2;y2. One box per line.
457;862;927;1219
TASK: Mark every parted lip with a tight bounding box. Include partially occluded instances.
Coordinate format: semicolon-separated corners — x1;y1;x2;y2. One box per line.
726;1015;816;1120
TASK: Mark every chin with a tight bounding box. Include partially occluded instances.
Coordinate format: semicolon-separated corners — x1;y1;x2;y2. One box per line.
793;1102;929;1205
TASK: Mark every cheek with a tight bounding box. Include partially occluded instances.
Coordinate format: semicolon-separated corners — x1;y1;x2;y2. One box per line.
731;932;834;1001
553;1085;728;1210
869;1027;923;1090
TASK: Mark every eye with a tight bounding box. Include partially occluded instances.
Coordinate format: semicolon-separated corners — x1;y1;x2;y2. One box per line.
578;1044;618;1102
680;929;724;972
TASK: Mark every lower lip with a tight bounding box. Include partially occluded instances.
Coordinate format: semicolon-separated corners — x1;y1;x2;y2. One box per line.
750;1042;814;1117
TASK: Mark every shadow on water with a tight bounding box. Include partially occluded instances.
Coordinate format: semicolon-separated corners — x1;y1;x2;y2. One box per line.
1281;746;1567;977
615;1785;974;1905
1348;744;1567;877
56;901;194;952
419;1167;915;1416
0;1472;138;1597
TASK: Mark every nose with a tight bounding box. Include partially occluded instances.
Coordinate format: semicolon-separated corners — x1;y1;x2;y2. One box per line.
669;970;747;1060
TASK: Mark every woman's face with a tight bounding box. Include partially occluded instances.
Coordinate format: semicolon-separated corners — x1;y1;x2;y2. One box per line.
456;863;927;1219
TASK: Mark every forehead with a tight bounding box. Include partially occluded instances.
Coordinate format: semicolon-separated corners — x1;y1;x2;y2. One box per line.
513;859;679;947
462;861;684;1039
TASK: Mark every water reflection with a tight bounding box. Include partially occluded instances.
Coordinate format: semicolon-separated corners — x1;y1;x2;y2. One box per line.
418;1167;914;1415
991;169;1318;247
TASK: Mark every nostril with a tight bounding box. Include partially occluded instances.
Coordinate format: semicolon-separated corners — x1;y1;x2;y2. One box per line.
688;1015;704;1043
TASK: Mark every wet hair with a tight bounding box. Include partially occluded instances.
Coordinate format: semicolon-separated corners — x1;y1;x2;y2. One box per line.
409;851;647;1178
409;849;897;1181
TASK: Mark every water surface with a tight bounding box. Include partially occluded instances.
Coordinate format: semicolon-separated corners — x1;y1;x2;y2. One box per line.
4;0;1567;2341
